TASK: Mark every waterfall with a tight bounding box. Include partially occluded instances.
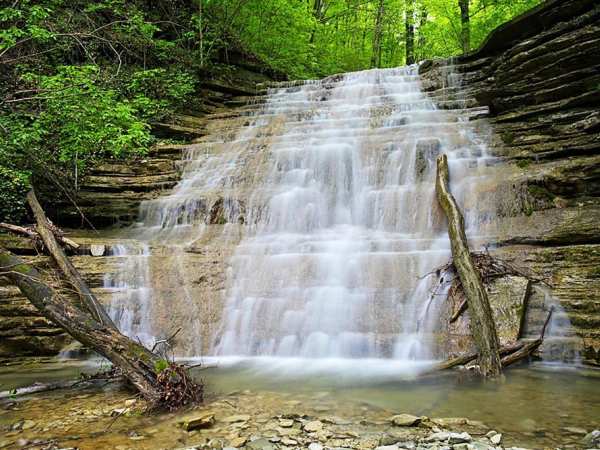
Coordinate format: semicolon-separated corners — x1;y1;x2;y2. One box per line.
106;66;497;362
214;67;493;359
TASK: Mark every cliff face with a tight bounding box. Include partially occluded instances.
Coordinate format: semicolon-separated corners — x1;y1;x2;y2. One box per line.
420;0;600;365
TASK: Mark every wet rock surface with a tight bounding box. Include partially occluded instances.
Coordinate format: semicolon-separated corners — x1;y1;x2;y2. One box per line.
420;0;600;365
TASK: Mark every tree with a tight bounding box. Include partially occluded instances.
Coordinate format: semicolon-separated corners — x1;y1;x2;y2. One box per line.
371;0;386;68
458;0;471;54
405;0;415;64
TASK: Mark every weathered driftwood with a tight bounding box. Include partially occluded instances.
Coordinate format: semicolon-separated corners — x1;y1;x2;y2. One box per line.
429;309;554;374
501;307;554;368
26;190;116;330
0;222;79;251
0;248;202;409
435;154;502;377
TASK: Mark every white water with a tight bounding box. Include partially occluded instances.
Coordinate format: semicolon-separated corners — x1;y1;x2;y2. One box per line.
106;66;500;364
214;67;493;359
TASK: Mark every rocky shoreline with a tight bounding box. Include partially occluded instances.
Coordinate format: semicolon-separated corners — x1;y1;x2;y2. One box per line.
1;372;599;450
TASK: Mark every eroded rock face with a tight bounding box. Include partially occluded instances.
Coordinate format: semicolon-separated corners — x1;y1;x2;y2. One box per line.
420;0;600;364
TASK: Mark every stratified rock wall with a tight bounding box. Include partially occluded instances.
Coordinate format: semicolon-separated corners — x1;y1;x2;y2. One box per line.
420;0;600;365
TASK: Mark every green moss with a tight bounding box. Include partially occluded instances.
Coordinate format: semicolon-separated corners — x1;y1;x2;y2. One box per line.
528;184;555;201
516;159;531;169
502;131;515;144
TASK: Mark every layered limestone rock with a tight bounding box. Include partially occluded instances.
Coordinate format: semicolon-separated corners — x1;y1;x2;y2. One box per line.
420;0;600;364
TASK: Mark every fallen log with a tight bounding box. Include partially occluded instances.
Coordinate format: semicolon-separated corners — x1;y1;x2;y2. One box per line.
0;247;202;410
428;308;554;374
0;222;79;252
435;154;502;377
501;306;554;368
26;190;116;330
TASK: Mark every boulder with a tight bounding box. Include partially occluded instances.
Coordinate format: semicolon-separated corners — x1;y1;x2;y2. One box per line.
390;414;421;427
178;413;215;431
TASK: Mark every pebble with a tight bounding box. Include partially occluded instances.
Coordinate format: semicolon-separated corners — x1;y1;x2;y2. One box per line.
375;445;400;450
304;420;324;432
278;418;294;427
308;443;324;450
490;433;502;445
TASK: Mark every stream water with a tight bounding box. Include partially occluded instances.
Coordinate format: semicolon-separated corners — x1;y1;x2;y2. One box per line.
0;359;598;449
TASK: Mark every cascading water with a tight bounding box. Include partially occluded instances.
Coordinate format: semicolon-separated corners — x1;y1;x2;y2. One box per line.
214;67;494;361
106;65;502;366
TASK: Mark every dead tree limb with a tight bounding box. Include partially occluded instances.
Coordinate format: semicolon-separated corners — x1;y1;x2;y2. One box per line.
428;308;554;374
0;247;202;409
435;154;502;377
501;307;554;368
26;190;116;329
0;222;80;252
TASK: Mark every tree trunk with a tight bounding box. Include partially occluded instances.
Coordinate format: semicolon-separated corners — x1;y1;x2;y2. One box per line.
405;0;415;65
458;0;470;54
26;190;116;330
1;245;203;409
415;3;428;61
371;0;385;68
0;248;162;402
435;154;502;377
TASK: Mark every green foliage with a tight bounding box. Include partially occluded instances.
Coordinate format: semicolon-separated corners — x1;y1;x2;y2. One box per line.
154;359;169;374
28;65;151;163
0;166;30;223
128;69;196;120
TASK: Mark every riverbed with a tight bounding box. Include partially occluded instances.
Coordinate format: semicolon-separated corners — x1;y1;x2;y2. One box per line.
0;358;598;449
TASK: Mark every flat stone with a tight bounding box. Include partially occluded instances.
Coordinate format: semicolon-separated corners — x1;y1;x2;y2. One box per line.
178;413;215;431
375;445;400;450
278;418;294;427
308;444;324;450
390;414;421;427
21;420;36;431
304;420;324;433
229;437;247;448
426;432;471;444
223;414;251;423
563;426;587;435
246;438;276;450
582;430;600;447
